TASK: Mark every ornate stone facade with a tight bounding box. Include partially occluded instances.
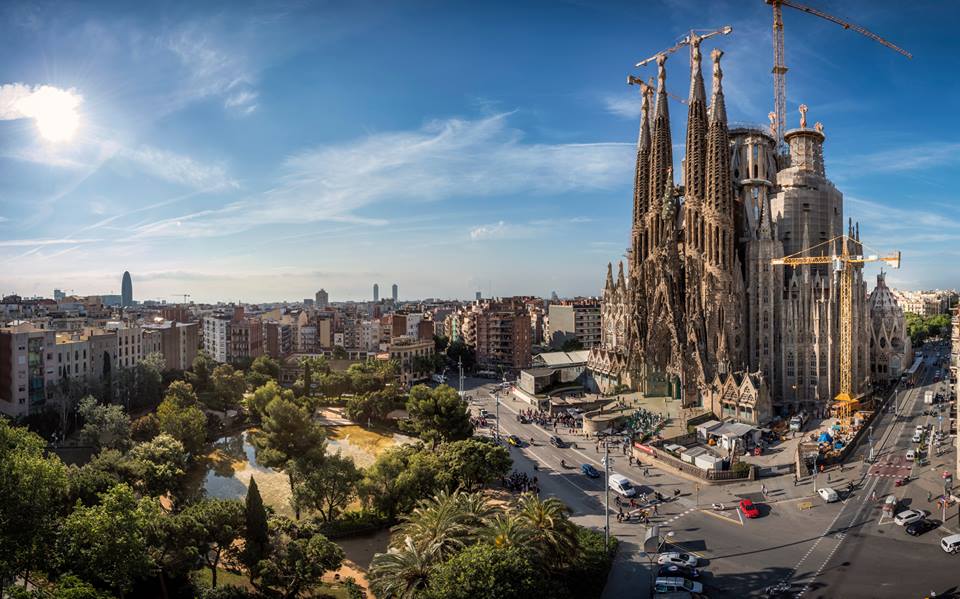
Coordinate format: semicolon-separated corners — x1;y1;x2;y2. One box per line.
588;40;875;423
867;272;912;384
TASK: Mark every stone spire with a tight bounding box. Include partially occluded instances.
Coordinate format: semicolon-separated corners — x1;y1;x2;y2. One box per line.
632;83;653;226
757;191;774;240
684;38;708;206
705;48;732;216
616;261;626;290
604;262;614;291
648;55;673;217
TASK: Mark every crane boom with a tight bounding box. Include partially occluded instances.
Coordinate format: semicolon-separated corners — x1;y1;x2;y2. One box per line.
634;25;732;67
779;0;912;59
766;0;911;154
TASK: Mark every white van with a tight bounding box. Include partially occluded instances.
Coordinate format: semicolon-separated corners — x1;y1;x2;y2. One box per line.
906;449;916;461
941;534;960;554
609;474;637;497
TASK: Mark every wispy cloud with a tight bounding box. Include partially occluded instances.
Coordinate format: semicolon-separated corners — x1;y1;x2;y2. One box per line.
603;94;640;120
834;142;960;175
0;238;100;247
0;83;82;121
166;25;258;115
119;146;237;190
129;113;634;240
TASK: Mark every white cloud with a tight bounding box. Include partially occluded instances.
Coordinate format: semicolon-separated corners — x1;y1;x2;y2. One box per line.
131;113;634;239
470;221;508;240
0;83;83;121
166;26;258;115
0;238;100;247
119;145;237;190
603;94;640;120
834;142;960;175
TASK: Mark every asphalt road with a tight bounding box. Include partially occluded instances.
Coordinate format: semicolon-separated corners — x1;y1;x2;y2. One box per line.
461;351;958;599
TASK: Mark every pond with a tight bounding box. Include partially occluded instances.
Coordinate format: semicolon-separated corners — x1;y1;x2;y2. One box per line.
196;426;415;517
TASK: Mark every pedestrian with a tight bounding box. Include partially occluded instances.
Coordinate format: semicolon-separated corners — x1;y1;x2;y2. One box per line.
653;504;659;515
629;455;635;466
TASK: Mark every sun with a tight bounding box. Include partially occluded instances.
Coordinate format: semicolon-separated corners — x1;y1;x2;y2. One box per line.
16;86;82;143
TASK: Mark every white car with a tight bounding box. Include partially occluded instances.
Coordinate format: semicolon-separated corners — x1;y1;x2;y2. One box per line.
657;552;698;568
817;487;839;503
894;509;924;526
911;433;922;444
906;449;916;461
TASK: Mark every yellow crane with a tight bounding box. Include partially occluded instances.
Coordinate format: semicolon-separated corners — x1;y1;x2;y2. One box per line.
771;235;901;422
765;0;911;153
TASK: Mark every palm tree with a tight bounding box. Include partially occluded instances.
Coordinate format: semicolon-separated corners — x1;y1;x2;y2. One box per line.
516;493;578;566
390;490;496;560
483;513;533;549
368;535;439;599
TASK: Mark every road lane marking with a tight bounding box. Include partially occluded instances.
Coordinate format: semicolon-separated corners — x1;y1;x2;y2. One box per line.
700;507;743;526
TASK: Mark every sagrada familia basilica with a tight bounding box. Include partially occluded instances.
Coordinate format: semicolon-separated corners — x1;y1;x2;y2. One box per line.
586;39;910;424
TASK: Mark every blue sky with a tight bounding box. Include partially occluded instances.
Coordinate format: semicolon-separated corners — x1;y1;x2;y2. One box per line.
0;0;956;303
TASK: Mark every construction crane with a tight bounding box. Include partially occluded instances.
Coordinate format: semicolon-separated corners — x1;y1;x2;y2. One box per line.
766;0;911;154
771;235;901;423
627;75;687;105
631;26;733;106
170;294;191;303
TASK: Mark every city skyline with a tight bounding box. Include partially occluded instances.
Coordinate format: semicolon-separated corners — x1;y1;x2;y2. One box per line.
0;1;957;303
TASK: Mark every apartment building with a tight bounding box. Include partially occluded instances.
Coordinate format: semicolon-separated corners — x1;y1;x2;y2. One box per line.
466;299;532;371
547;299;602;349
386;335;434;386
142;321;199;370
0;323;58;418
202;307;261;363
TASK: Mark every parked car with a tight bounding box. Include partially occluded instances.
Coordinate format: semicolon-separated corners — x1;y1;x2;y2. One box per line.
941;533;960;553
657;564;701;579
657;552;699;568
905;519;937;536
817;487;839;503
905;449;916;461
739;499;760;518
654;577;703;595
506;435;522;447
549;435;565;448
894;509;924;526
609;474;637;497
581;464;600;478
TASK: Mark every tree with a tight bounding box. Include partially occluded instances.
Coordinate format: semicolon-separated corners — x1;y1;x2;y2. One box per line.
0;420;69;586
445;339;475;371
422;543;546;599
434;335;449;353
246;355;281;390
67;449;130;507
130;413;160;442
390;490;495;561
4;575;116;599
293;356;329;398
403;384;473;446
436;439;512;491
332;346;349;360
163;380;200;408
560;338;584;352
58;484;154;597
292;451;361;522
126;434;188;499
182;499;245;588
156;382;207;456
187;351;216;393
211;364;247;411
242;477;270;573
367;536;439;599
253;517;344;599
343;388;402;424
359;445;440;521
246;380;295;422
136;353;166;408
77;396;132;451
251;397;327;519
515;494;578;567
319;372;352;398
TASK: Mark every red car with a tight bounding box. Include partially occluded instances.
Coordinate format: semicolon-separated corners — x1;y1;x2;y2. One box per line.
739;499;760;518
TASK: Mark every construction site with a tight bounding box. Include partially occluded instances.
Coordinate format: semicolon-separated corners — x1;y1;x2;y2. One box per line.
585;0;912;462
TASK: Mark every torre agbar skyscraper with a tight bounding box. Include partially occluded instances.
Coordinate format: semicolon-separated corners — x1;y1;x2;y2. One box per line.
587;38;869;420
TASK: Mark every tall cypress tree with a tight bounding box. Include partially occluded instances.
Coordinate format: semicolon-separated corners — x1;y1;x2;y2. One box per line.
243;476;269;572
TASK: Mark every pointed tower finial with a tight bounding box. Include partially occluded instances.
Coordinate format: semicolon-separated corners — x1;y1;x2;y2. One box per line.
616;261;626;289
799;104;808;128
684;33;708;207
605;262;614;291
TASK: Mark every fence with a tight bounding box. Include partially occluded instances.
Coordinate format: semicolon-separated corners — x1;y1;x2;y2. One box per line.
637;443;754;484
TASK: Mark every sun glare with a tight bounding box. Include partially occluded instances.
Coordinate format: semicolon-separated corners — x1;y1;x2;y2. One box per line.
16;86;82;143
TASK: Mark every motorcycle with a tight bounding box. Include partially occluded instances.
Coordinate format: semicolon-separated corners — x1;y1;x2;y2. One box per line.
895;476;908;487
711;503;725;511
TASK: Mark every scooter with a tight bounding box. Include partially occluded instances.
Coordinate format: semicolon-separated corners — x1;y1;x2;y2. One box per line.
711;503;725;511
